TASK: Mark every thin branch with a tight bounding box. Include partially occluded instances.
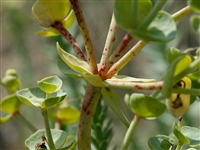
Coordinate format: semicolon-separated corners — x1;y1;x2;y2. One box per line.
70;0;98;73
105;40;148;79
52;21;87;61
99;34;133;78
100;13;118;66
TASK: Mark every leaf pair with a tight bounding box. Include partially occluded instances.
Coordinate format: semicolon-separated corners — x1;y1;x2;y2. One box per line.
16;76;67;108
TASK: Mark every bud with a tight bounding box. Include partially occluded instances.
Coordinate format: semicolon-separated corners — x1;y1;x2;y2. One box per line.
166;77;191;118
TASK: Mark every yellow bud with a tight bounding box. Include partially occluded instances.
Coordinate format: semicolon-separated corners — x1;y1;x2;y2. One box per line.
166;77;191;118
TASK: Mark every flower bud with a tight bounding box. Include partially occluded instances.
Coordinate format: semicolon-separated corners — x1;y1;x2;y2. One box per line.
166;77;191;118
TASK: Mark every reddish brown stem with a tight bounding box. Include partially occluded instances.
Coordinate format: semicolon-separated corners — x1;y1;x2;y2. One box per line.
78;84;101;150
52;21;87;61
70;0;98;73
99;34;133;79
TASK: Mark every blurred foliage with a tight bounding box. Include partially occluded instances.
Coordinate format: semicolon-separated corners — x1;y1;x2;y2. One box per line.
1;0;199;149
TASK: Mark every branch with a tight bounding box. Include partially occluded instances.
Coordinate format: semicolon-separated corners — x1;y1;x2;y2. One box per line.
70;0;98;73
52;21;87;61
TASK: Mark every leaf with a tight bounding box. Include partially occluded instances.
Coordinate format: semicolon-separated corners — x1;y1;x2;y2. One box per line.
182;126;200;147
162;55;192;98
83;74;105;87
37;76;63;93
188;0;200;13
190;15;200;36
101;88;130;127
129;11;176;42
125;93;166;118
16;87;45;107
166;47;184;64
35;10;75;37
16;87;67;108
114;0;152;30
0;113;13;124
57;59;82;78
41;90;67;108
108;75;155;82
52;106;80;125
187;70;200;80
148;137;163;150
25;129;75;149
0;94;23;113
173;122;190;144
1;75;21;93
57;42;92;74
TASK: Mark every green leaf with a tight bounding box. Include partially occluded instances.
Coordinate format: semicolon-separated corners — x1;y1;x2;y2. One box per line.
37;76;62;93
41;90;67;108
188;0;200;13
1;75;21;93
187;70;200;80
25;129;75;149
173;122;190;144
0;113;13;124
16;87;66;108
190;15;200;36
101;88;130;128
166;47;184;64
114;0;152;30
125;93;166;118
16;87;46;107
35;10;75;37
182;126;200;147
57;59;82;78
129;11;176;42
148;137;163;150
49;105;80;125
162;55;192;98
0;94;23;113
108;75;155;82
57;42;92;74
83;74;105;87
160;139;171;150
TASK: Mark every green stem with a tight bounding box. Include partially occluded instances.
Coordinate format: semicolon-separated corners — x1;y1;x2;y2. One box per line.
172;5;193;22
138;0;167;30
100;12;117;66
52;21;87;61
121;115;141;150
176;145;182;150
173;57;200;85
14;111;37;133
105;40;148;79
99;34;133;79
70;0;98;74
41;108;55;149
105;80;200;96
78;84;101;150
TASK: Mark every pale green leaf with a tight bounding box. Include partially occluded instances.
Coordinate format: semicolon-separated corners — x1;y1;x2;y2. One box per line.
173;122;190;144
114;0;152;30
57;42;92;74
125;93;166;118
37;76;62;93
83;74;105;87
190;15;200;36
102;88;130;127
130;11;176;42
25;129;74;149
0;94;23;113
182;126;200;147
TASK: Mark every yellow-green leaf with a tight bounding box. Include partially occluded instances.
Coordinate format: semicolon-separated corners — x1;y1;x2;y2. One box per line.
83;74;105;87
57;42;92;74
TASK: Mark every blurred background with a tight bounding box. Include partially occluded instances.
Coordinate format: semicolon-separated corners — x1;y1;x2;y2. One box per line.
1;0;199;149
